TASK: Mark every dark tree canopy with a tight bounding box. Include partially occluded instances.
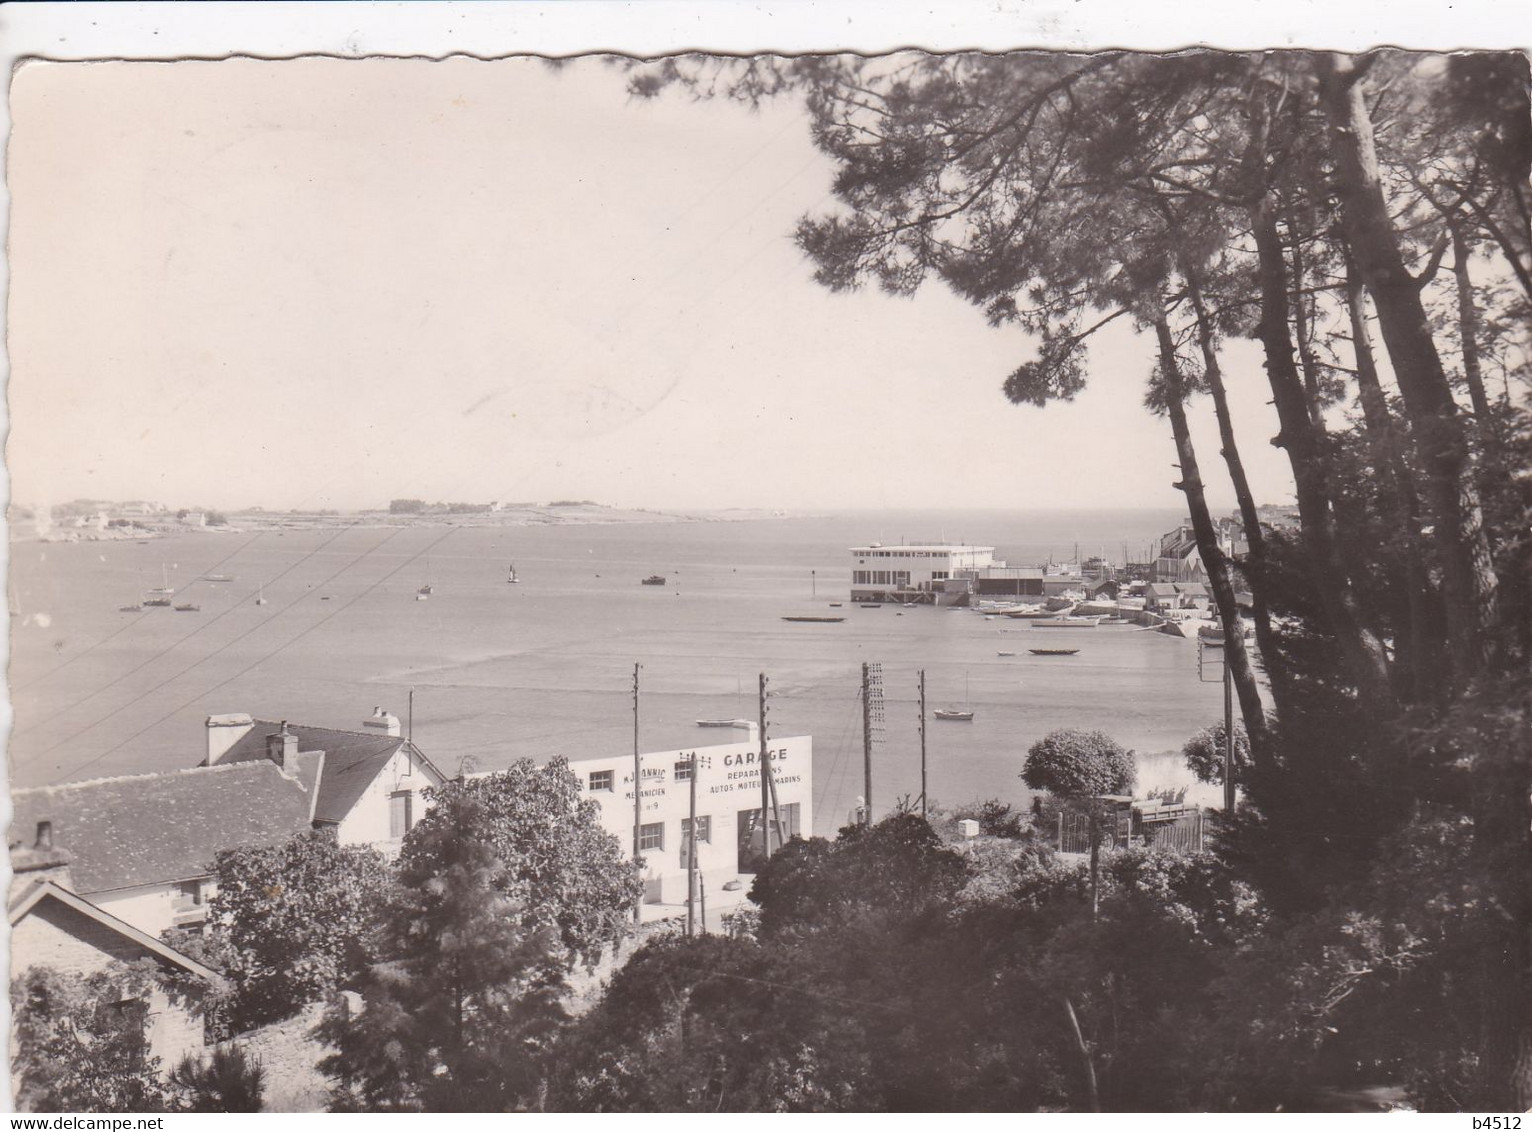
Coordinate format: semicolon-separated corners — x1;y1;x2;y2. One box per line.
1022;729;1137;798
401;757;642;970
196;830;391;1030
320;796;569;1112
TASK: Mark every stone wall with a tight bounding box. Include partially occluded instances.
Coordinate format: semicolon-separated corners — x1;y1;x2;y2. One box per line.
231;1003;333;1113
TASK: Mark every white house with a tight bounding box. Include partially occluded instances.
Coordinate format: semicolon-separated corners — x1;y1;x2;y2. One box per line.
9;707;449;940
567;731;813;916
201;709;448;849
9;756;326;938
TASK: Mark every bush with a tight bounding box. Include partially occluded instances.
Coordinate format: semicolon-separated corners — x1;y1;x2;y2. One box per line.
170;1044;266;1112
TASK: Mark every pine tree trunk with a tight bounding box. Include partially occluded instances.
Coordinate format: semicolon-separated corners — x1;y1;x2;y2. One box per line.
1319;54;1500;679
1450;218;1495;424
1154;316;1271;761
1284;218;1328;427
1250;197;1399;718
1186;276;1291;716
1343;260;1443;703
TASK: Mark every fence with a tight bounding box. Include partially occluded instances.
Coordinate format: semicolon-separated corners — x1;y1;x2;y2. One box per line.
1057;805;1204;855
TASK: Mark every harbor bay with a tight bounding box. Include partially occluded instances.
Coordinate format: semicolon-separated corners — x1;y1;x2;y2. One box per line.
8;507;1224;833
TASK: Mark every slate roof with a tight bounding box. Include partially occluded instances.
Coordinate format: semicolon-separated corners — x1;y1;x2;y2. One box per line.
214;720;443;825
9;754;323;895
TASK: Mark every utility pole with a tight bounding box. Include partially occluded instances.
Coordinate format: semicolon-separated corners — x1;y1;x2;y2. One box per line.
632;663;642;862
759;672;772;863
1223;651;1236;816
918;669;928;819
687;748;698;937
862;662;873;826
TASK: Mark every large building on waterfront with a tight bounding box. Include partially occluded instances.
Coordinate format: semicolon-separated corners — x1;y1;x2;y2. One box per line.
849;543;996;603
568;729;812;913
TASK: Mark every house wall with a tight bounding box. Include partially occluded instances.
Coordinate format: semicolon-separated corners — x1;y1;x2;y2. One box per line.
570;736;813;904
11;898;149;978
334;746;444;850
90;880;207;939
10;900;209;1070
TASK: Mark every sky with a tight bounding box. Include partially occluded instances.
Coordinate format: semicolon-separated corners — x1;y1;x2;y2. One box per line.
4;53;1301;515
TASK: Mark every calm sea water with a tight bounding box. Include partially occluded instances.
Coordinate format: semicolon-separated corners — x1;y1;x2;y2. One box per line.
6;509;1226;834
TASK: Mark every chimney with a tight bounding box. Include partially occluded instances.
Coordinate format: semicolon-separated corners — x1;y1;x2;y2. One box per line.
362;706;402;738
205;713;255;764
9;822;73;898
267;721;300;776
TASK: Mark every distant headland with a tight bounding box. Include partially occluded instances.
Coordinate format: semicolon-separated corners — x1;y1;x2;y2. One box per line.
6;500;787;542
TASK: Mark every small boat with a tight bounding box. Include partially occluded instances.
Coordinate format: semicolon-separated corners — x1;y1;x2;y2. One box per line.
119;603;143;613
641;575;667;586
416;584;432;601
935;672;974;721
255;583;268;606
782;615;845;623
828;602;843;608
507;564;519;584
858;603;882;609
1032;616;1102;628
143;595;172;608
997;651;1017;657
204;574;234;583
696;719;753;729
174;603;201;613
147;564;175;599
1029;648;1080;656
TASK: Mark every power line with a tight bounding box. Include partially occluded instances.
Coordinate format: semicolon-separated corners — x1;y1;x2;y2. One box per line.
18;523;427;777
43;525;460;784
12;531;265;693
12;522;375;740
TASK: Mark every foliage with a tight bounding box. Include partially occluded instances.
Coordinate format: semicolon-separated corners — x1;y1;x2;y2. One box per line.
950;797;1029;839
616;45;1532;1110
388;498;425;513
1182;720;1251;787
1022;729;1136;799
402;757;642;969
548;931;875;1112
169;1044;266;1112
318;795;569;1112
10;963;179;1113
748;812;970;939
201;831;391;1031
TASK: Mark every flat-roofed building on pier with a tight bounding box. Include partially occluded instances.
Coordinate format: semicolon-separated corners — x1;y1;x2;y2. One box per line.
850;543;995;604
